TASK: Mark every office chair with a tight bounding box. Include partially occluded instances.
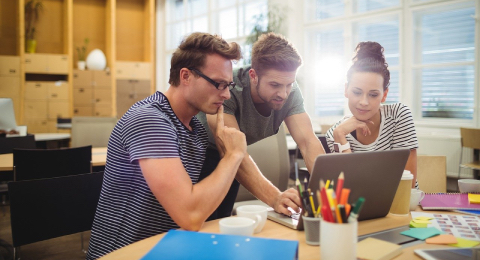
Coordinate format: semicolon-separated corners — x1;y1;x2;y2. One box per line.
13;145;92;181
71;116;117;147
0;135;36;213
0;135;36;154
232;126;290;211
8;172;104;260
458;127;480;179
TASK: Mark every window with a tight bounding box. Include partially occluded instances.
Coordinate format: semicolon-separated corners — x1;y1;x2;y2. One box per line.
305;0;401;119
304;0;478;125
413;3;476;120
163;0;268;82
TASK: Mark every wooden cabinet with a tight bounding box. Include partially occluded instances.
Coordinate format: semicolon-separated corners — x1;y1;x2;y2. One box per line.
116;79;151;118
0;56;21;123
3;0;155;130
73;69;113;117
24;81;69;132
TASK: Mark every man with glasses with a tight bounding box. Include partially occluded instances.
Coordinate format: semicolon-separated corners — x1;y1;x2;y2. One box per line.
87;32;245;259
197;32;325;219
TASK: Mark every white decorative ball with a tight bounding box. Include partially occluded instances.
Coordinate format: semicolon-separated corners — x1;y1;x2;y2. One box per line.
86;49;107;70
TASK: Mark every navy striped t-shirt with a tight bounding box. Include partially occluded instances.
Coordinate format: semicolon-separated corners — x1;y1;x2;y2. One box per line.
86;92;208;259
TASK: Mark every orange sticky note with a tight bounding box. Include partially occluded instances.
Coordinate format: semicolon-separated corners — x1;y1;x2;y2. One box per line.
426;234;458;245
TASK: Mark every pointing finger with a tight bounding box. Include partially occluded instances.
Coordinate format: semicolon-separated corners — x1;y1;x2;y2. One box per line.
216;105;224;131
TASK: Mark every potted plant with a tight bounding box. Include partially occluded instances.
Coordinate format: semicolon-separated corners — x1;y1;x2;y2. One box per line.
76;38;89;70
25;0;43;53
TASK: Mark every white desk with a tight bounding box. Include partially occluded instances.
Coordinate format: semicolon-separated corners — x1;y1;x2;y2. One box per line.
34;133;71;141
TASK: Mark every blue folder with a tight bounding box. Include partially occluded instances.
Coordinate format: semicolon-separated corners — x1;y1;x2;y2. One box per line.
141;230;299;260
454;209;480;216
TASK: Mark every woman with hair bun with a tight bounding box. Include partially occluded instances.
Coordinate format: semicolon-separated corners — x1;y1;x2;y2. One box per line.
325;41;419;188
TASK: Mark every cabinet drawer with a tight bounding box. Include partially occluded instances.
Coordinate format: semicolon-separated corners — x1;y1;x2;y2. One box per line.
24;54;68;74
73;106;94;116
93;70;112;88
25;82;48;100
24;119;49;133
73;69;93;86
24;54;48;73
94;89;112;104
24;100;48;119
0;77;21;97
48;101;70;119
94;104;112;117
48;54;69;74
135;80;151;95
48;82;69;100
116;61;151;80
0;56;20;76
47;119;58;132
73;88;93;106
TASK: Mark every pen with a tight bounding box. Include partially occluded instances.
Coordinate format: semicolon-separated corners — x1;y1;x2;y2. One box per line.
303;177;309;192
302;190;313;217
339;204;347;223
308;188;316;216
348;197;365;223
336;172;344;203
295;162;303;193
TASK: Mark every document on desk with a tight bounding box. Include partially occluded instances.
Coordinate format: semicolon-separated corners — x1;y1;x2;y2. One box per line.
411;212;480;241
141;230;299;260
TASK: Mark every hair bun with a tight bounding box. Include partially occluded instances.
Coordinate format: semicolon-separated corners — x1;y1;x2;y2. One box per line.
353;42;385;64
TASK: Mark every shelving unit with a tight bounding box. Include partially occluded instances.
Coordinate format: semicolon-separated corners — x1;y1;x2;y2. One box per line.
0;0;155;133
0;0;22;124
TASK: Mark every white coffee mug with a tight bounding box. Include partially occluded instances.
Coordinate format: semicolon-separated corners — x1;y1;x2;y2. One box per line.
410;189;425;211
236;205;267;233
219;216;256;236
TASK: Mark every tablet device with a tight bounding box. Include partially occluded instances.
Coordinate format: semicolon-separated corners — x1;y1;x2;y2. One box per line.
414;248;480;260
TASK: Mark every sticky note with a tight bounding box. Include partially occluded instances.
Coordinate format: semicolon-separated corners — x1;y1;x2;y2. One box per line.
468;193;480;204
414;216;433;220
412;219;432;224
426;234;458;244
449;238;480;248
400;227;443;240
409;221;427;228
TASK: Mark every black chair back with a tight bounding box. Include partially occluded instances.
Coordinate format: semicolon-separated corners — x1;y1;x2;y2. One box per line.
8;172;103;247
13;145;92;181
0;135;36;154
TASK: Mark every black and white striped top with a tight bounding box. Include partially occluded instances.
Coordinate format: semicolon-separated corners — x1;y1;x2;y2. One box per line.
326;103;418;152
86;92;208;260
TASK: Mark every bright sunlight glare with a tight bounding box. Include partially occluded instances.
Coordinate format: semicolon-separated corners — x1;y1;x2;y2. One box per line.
315;56;346;88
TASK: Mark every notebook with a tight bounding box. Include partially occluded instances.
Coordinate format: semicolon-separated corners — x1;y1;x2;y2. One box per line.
141;230;298;260
420;193;480;210
267;149;410;229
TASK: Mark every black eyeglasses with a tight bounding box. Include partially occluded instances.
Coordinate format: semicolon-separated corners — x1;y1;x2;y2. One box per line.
188;68;235;91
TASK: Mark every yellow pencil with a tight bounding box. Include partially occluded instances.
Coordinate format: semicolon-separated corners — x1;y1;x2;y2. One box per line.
325;179;330;189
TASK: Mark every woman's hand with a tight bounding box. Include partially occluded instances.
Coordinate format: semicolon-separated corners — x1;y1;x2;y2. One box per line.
333;116;374;140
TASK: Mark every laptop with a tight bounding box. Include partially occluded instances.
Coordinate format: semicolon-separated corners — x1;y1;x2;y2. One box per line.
267;149;410;230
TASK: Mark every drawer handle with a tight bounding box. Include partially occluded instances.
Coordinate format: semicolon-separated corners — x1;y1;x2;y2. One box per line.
9;69;16;73
25;59;31;63
52;94;58;98
96;99;100;102
35;84;41;87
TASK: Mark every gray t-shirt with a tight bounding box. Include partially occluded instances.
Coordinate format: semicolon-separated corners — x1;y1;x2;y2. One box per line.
197;65;305;149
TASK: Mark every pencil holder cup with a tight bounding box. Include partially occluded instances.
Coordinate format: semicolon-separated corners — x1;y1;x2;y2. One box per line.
302;216;320;246
320;219;357;260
